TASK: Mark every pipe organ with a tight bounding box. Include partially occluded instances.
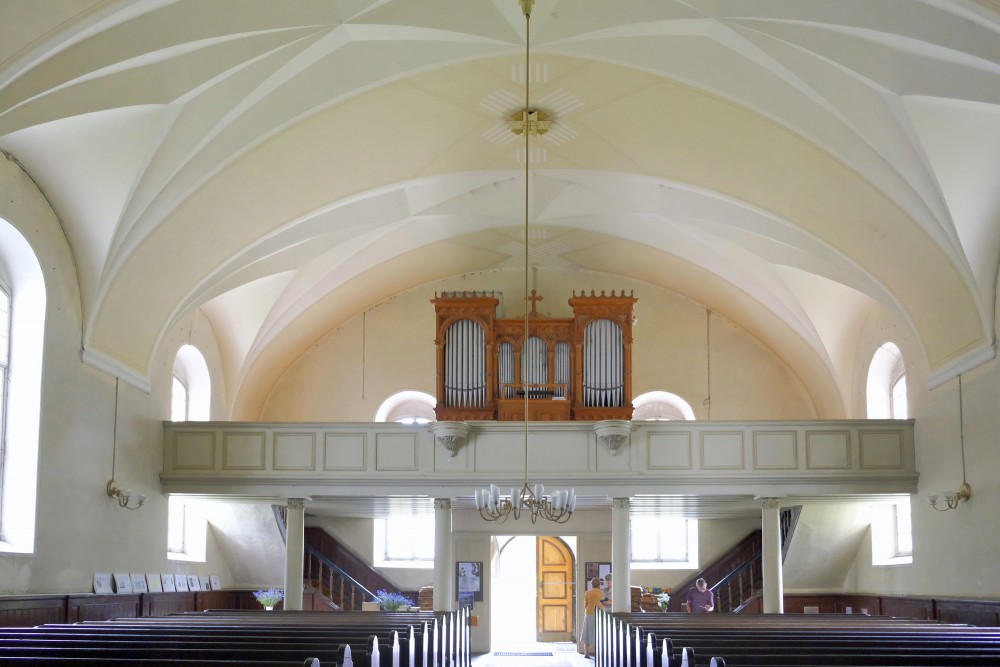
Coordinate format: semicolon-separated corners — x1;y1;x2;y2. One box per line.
432;290;637;421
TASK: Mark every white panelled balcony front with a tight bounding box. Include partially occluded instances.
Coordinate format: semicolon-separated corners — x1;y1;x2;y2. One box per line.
161;420;916;501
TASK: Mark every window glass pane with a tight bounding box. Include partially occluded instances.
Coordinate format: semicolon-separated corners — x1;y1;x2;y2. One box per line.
894;498;912;557
384;515;434;560
631;515;691;562
171;376;188;421
167;496;186;553
891;376;908;419
0;288;9;366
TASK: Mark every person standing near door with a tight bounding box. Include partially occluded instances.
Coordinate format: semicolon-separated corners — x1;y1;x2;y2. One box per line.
582;577;604;658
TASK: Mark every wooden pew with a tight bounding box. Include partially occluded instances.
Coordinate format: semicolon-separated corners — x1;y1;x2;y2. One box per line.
597;610;1000;667
0;608;470;667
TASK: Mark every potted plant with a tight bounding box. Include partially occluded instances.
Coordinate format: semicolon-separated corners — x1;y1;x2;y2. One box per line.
374;589;415;612
253;586;284;610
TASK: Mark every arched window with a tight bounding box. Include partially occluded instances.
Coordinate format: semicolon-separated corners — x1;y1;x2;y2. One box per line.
172;344;210;421
632;391;696;421
867;342;907;419
0;218;45;554
374;391;436;424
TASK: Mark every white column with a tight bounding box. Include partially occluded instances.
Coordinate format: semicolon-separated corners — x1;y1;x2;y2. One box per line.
433;498;454;612
284;497;306;611
760;497;784;613
611;497;630;613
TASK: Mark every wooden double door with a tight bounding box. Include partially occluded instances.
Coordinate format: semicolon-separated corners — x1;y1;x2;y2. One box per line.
534;536;575;642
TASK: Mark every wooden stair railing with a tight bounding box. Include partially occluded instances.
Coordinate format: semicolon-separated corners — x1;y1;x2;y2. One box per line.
713;553;763;613
272;507;418;610
668;506;801;613
304;543;374;610
303;526;420;608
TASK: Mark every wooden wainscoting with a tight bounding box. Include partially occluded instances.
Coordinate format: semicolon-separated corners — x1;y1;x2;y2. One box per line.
784;594;997;624
0;591;328;627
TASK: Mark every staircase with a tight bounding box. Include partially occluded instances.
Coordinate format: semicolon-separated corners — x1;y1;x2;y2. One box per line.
272;507;419;610
668;506;800;613
303;526;420;610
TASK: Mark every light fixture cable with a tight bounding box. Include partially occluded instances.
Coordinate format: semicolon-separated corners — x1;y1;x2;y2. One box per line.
928;374;972;512
474;0;574;523
958;374;967;484
106;376;147;510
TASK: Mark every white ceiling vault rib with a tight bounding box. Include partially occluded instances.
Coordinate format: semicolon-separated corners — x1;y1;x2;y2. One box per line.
0;0;995;413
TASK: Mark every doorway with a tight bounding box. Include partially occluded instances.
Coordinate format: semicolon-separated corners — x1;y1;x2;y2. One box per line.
491;535;577;649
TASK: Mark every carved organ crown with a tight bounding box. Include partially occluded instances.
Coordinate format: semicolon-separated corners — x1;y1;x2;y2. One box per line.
431;290;637;421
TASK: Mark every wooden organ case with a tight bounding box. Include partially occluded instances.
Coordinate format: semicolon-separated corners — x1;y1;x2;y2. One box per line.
432;290;637;421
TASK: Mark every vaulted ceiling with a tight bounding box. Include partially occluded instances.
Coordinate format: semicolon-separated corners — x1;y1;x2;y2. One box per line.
2;0;998;419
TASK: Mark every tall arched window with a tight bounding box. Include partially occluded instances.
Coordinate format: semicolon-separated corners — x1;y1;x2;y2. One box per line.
172;344;210;421
0;218;45;554
867;342;907;419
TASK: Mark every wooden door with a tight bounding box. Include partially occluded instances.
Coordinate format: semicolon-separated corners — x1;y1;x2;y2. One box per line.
535;536;574;642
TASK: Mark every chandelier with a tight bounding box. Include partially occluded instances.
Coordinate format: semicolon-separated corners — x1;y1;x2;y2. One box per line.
474;0;576;525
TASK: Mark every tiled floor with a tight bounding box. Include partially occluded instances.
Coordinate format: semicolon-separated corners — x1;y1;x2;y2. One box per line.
471;641;595;667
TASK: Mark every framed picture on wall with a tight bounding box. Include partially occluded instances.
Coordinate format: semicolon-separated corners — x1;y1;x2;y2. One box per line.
455;561;483;602
112;572;132;594
174;575;189;592
209;574;221;590
146;573;163;593
130;573;148;593
93;572;113;594
161;573;176;592
584;561;612;587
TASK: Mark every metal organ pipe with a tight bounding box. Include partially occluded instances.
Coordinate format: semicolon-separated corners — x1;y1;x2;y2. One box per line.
583;319;623;407
522;336;547;394
498;342;514;398
445;320;485;408
554;342;569;398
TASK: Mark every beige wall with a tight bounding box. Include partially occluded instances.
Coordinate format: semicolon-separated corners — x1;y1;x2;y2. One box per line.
0;158;234;594
261;268;816;421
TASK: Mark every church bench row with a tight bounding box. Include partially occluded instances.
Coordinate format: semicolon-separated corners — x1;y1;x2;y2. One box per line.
0;660;321;666
597;611;1000;667
0;609;470;667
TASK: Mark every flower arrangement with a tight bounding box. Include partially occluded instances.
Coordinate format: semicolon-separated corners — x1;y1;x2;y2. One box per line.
253;586;284;609
657;590;671;611
374;589;415;612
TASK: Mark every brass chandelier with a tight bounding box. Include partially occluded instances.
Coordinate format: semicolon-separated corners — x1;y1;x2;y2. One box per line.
474;0;576;525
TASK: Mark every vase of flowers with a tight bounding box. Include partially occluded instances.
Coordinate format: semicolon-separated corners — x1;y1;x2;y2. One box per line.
374;589;415;612
253;586;284;610
657;591;671;611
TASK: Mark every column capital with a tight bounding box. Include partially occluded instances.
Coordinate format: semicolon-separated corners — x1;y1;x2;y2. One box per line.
759;497;781;510
286;498;306;510
612;497;631;510
434;498;452;511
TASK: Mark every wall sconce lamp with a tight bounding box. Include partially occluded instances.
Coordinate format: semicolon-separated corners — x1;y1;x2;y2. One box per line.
107;377;146;510
107;480;147;510
928;375;972;513
928;482;971;512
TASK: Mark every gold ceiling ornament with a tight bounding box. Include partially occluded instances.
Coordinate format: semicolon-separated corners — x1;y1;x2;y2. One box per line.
475;0;575;525
509;109;551;136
